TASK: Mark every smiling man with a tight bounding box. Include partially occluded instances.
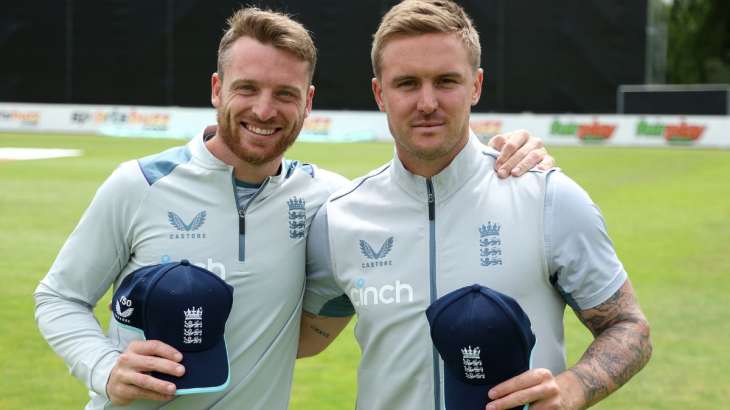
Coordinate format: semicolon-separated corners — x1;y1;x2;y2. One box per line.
34;6;552;410
300;1;652;410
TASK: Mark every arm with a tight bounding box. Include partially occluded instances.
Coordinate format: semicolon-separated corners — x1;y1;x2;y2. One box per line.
487;129;555;177
486;171;651;409
300;204;356;357
558;279;651;408
298;312;352;358
486;280;651;410
34;162;183;404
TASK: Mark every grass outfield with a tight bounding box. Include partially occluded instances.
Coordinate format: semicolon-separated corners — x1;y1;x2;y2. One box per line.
1;132;729;409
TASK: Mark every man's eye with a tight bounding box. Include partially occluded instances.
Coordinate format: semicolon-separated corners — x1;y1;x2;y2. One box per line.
237;85;256;93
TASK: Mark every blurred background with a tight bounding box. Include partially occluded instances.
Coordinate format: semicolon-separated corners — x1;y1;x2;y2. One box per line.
1;1;729;409
1;0;728;114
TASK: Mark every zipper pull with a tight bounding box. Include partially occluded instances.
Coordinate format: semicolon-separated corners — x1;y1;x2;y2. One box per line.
426;178;435;221
238;208;245;234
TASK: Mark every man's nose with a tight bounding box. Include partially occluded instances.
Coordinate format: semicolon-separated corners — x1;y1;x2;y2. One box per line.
252;93;277;122
416;85;438;114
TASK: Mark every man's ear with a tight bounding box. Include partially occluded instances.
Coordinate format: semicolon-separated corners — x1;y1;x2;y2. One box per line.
211;72;222;108
304;85;315;117
471;68;484;106
372;77;386;112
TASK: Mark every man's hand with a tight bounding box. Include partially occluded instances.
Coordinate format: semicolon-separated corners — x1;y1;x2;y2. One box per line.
485;368;565;410
488;130;555;178
107;340;184;406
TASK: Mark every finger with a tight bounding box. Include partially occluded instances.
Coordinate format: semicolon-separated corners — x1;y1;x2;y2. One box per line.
486;379;559;410
488;368;553;400
117;350;186;377
112;364;178;397
498;141;541;178
128;371;179;396
509;148;548;176
487;134;507;150
128;339;183;362
535;153;555;171
111;383;175;404
495;131;528;170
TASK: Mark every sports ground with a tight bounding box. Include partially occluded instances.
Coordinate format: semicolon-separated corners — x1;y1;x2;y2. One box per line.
1;132;728;409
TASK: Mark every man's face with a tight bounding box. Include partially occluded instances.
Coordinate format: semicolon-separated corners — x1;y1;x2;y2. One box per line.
372;32;482;169
211;36;314;166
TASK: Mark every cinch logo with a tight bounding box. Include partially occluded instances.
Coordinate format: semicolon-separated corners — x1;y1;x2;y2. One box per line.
349;278;414;306
160;256;227;279
168;210;207;239
360;237;394;268
550;118;616;141
636;119;705;143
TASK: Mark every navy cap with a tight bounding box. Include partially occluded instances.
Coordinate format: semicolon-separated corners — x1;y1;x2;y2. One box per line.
426;284;536;410
112;260;234;395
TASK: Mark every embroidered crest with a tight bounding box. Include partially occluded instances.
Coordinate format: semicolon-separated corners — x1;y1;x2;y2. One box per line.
461;345;486;379
479;222;503;267
183;307;203;344
287;197;306;239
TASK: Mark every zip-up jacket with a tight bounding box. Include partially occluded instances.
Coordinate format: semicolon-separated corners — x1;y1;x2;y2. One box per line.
304;134;627;410
34;128;348;410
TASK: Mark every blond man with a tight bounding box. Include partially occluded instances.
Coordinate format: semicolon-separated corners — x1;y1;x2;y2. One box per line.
301;1;652;409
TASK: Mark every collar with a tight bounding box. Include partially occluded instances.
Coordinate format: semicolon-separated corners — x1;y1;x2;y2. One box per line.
187;125;288;187
390;131;498;202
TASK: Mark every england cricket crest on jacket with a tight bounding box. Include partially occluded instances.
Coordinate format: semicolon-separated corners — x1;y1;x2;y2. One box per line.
287;196;306;239
479;221;503;267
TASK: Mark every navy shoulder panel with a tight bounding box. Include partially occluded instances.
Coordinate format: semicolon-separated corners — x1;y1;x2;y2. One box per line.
137;146;192;186
331;164;390;202
319;294;355;317
284;159;315;178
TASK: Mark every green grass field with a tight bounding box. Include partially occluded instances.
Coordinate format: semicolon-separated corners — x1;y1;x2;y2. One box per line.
1;132;729;409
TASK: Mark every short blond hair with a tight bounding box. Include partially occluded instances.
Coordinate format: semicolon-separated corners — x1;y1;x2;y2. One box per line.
217;7;317;82
371;0;481;77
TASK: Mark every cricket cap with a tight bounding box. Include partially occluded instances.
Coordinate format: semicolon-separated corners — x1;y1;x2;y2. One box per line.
112;260;234;395
426;284;536;410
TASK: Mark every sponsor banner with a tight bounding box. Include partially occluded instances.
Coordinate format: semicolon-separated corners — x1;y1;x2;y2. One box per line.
0;103;728;148
469;113;728;148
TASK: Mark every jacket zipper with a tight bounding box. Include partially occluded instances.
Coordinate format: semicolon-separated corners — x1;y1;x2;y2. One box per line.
233;175;270;262
426;178;441;410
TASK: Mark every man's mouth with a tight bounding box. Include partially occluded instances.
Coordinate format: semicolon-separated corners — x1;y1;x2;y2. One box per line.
412;121;445;128
242;122;278;136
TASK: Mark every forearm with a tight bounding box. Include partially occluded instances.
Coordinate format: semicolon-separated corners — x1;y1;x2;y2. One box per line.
562;298;652;408
297;311;351;358
34;283;120;395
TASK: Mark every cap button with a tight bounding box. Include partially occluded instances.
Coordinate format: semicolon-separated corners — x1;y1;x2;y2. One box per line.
180;259;190;266
471;284;481;291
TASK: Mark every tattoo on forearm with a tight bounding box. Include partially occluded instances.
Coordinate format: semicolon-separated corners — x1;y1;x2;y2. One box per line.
309;325;331;339
570;282;652;406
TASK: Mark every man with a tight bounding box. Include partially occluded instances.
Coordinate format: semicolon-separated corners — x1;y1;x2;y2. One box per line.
34;6;549;410
300;1;652;410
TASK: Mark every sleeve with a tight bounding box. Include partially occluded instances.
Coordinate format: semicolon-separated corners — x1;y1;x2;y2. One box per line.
544;171;628;311
33;161;144;398
303;204;355;317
